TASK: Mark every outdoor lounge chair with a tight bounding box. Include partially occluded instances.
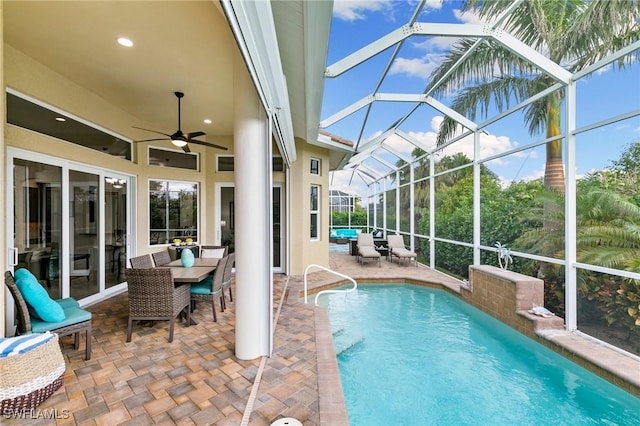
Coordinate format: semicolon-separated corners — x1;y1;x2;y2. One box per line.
190;255;228;322
388;235;417;266
356;233;381;267
4;270;92;360
125;268;191;342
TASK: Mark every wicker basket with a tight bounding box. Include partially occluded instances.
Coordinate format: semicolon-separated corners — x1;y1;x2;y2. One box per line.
0;334;65;415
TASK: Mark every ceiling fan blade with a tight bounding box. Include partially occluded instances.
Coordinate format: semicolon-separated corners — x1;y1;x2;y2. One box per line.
132;137;170;143
188;139;228;151
188;131;205;139
182;144;191;153
132;126;171;137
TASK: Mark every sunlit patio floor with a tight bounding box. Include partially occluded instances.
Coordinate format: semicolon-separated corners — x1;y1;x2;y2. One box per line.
5;252;638;425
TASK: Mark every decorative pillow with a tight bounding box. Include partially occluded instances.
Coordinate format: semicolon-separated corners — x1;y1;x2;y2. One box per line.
13;269;65;322
0;332;54;358
201;248;225;259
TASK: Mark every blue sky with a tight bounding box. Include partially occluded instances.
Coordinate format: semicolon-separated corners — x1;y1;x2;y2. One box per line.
323;0;640;196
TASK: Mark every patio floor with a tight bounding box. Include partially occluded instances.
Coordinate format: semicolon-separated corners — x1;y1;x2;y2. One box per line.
4;251;638;425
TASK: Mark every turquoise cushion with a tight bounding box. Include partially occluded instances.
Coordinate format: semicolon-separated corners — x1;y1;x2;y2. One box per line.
14;268;65;322
55;298;80;309
31;306;91;333
190;277;213;295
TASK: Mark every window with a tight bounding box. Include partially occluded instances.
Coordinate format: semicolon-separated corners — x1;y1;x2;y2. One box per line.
149;147;199;171
7;91;132;160
310;158;321;175
217;155;234;172
149;180;198;245
217;155;284;172
310;185;320;240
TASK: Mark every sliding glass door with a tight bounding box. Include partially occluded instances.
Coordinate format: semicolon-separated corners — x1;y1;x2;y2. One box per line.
12;159;63;299
8;150;131;308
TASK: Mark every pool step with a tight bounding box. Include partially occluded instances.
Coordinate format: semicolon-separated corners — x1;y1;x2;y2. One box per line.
335;336;365;356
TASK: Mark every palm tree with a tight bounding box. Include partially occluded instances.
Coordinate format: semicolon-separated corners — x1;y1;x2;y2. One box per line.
427;0;640;195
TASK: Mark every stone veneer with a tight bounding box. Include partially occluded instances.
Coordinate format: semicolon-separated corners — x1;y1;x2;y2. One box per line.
462;265;564;337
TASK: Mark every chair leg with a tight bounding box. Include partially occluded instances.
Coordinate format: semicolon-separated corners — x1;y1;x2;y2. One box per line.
212;301;217;322
185;307;190;328
220;295;226;311
85;328;92;360
228;287;233;302
74;332;80;349
168;318;175;343
126;319;133;342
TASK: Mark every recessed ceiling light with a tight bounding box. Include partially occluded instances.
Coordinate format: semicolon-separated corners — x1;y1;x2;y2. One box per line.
55;117;66;122
117;37;133;47
203;119;212;124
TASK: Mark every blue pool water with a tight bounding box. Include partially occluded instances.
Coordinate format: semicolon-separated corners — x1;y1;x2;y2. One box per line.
317;284;640;426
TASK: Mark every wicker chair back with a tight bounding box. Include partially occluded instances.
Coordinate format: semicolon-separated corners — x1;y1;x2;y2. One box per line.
125;268;190;342
151;250;171;266
129;254;154;269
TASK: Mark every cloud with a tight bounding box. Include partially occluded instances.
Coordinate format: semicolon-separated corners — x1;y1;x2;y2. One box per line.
332;0;393;21
389;54;443;80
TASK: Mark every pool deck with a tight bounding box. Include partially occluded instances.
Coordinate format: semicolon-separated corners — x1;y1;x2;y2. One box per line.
6;252;639;425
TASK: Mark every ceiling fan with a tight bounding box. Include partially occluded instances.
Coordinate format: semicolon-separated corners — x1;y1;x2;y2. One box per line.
133;91;227;152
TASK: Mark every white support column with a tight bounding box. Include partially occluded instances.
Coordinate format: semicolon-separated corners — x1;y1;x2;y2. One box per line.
565;81;578;332
473;131;481;265
234;55;271;360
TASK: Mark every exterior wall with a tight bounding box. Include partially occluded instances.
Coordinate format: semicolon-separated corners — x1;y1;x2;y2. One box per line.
0;2;6;337
288;140;330;275
3;45;230;259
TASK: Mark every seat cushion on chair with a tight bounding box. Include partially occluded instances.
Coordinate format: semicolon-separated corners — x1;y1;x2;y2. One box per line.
358;247;381;258
55;298;80;309
201;248;226;259
190;277;214;295
30;306;91;333
14;269;65;323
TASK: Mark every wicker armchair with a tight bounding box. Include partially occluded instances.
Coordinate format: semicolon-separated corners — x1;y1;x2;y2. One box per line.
129;254;154;269
151;250;171;266
125;268;190;342
4;271;92;360
190;256;228;322
221;253;235;310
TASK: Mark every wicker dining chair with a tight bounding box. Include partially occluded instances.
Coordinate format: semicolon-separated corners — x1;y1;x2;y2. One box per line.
221;253;235;310
151;250;171;266
4;270;92;360
129;254;154;269
190;256;228;322
125;268;191;343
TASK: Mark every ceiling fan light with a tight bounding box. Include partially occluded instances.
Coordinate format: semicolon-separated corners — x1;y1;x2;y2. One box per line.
171;138;188;147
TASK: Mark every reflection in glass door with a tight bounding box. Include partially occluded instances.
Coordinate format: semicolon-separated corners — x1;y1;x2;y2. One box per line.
13;159;62;299
105;176;127;288
69;170;99;300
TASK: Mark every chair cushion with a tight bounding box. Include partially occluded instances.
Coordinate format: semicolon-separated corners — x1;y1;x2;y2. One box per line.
30;306;91;333
13;269;65;322
201;248;225;259
55;298;80;309
392;247;416;257
190;279;213;295
358;247;381;258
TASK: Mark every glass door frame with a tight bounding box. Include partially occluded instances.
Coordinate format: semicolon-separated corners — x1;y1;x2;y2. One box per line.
6;148;132;312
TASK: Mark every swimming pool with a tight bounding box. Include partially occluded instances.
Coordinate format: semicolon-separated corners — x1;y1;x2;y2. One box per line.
317;284;640;425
